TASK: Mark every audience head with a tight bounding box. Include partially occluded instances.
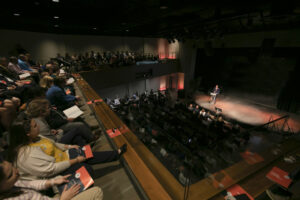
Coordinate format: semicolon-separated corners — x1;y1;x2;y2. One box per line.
54;77;66;88
0;57;8;67
18;54;26;61
8;118;37;162
9;56;18;65
26;99;50;118
40;75;54;89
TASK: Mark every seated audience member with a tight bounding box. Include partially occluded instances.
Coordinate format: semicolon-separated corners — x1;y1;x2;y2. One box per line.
0;57;17;79
188;104;193;111
45;105;100;143
46;77;79;110
8;118;127;181
26;99;96;146
18;54;33;72
199;108;206;118
0;158;103;200
7;56;24;76
193;105;200;115
40;75;54;90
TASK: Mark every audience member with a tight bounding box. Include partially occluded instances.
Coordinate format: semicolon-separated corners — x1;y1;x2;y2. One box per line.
7;118;127;181
26;99;95;146
0;159;103;200
46;77;79;110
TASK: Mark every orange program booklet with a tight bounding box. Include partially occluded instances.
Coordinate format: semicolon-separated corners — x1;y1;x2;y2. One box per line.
266;166;292;188
81;145;93;159
57;166;94;193
240;150;264;165
106;128;121;138
225;184;254;200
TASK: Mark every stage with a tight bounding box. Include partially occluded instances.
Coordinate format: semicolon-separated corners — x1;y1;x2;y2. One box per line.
194;92;300;133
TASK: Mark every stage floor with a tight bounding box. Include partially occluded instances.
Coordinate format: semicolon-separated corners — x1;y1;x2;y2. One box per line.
194;92;300;133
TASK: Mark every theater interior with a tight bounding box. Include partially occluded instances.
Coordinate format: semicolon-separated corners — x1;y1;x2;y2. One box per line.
0;0;300;200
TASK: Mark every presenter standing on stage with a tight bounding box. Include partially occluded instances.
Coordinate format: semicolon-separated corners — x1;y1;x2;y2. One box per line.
210;85;220;104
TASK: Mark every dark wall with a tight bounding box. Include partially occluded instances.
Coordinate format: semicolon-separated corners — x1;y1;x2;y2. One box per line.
195;47;297;96
80;61;180;91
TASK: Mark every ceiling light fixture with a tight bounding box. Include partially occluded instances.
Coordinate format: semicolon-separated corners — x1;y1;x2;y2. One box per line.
13;13;20;16
160;6;168;10
54;16;59;19
126;29;129;32
93;27;97;30
52;0;59;2
54;24;59;27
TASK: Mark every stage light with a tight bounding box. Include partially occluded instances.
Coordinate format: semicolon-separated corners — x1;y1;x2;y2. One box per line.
13;13;20;16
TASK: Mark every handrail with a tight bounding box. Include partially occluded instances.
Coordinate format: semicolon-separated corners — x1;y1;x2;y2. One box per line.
247;115;289;131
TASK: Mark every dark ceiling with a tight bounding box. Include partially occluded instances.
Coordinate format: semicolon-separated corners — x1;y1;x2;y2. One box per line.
1;0;300;40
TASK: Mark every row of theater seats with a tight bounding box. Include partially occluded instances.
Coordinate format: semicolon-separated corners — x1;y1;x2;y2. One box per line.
106;90;300;200
109;90;249;184
0;54;127;200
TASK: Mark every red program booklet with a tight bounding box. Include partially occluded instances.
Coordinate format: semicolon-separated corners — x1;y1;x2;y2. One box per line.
87;99;103;104
266;166;292;188
57;166;94;194
225;184;254;200
106;128;121;138
240;150;264;165
81;145;93;159
65;89;71;95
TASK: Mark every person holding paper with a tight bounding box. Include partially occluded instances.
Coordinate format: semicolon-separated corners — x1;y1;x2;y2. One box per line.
26;99;96;146
46;77;80;110
0;159;103;200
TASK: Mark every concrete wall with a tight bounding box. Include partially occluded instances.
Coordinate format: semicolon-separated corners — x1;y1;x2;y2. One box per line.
0;29;179;63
